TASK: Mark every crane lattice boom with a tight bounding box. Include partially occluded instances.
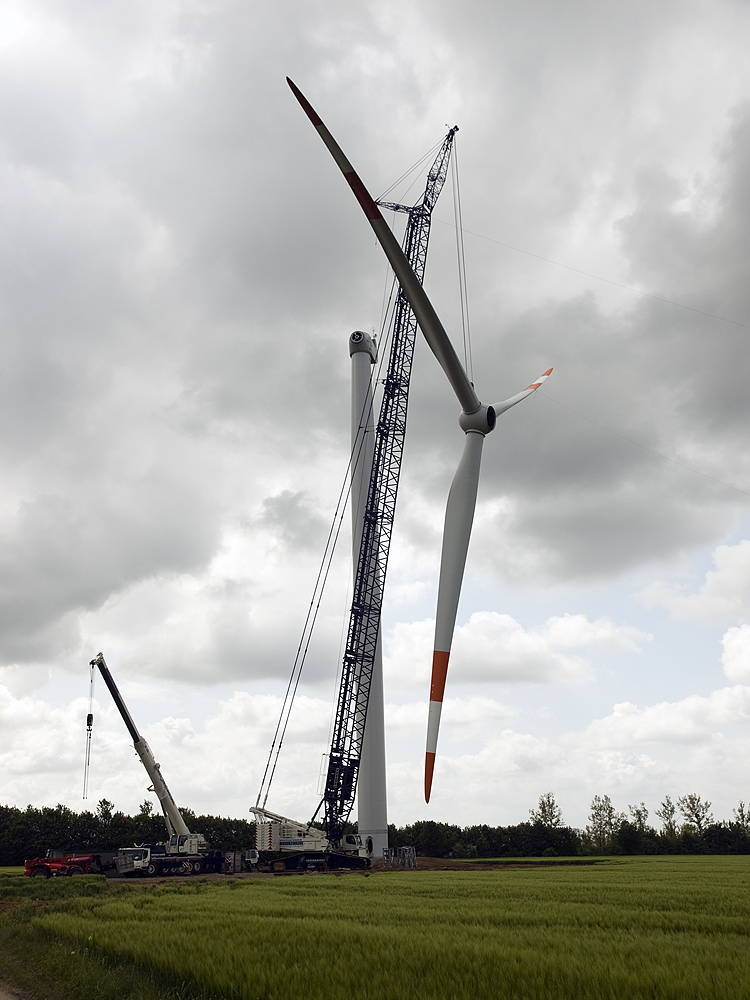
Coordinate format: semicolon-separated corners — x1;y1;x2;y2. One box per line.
323;127;458;844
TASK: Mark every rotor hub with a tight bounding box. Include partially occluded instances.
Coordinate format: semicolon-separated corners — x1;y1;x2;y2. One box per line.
459;404;495;435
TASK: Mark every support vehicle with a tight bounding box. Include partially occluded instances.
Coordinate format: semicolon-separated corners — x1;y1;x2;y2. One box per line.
24;850;110;878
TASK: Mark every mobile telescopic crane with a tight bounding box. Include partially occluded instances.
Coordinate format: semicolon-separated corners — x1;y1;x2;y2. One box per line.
88;653;227;876
89;653;189;839
253;124;458;870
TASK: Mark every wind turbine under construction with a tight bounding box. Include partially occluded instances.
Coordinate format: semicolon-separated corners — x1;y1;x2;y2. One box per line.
287;78;553;805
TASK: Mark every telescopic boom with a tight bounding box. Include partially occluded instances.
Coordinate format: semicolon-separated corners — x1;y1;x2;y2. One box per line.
89;653;190;839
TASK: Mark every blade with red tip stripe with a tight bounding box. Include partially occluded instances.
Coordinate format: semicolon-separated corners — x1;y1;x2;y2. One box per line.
425;650;449;801
425;431;484;802
287;78;480;417
493;367;553;416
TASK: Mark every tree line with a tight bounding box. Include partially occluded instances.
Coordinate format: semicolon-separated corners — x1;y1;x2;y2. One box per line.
393;792;750;859
2;792;750;865
0;800;254;865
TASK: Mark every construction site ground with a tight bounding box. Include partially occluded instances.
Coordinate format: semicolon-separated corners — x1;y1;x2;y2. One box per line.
100;855;595;881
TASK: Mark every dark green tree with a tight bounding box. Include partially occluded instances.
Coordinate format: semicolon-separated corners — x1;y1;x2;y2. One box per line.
585;795;625;853
529;792;563;828
655;795;678;840
677;793;713;835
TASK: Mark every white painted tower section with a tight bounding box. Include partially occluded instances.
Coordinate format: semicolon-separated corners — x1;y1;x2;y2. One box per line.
349;331;388;860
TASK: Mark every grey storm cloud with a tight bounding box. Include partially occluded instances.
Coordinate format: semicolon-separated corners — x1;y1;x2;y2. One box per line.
0;0;749;675
5;0;750;829
398;99;750;582
258;491;331;553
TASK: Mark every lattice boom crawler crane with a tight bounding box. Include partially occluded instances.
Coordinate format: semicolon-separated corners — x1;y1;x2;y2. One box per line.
252;112;459;871
319;125;459;854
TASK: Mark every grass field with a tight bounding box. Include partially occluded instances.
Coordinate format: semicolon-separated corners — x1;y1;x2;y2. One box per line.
2;857;750;1000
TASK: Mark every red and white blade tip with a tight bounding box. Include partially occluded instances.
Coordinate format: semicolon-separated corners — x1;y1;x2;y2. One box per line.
286;78;323;127
425;650;450;802
523;367;553;391
425;753;436;803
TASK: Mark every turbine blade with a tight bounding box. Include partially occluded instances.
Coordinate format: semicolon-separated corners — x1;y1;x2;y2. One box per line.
493;368;553;416
287;77;480;416
425;430;485;802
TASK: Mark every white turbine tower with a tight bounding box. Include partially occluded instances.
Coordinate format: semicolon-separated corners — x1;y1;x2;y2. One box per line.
350;330;387;857
288;79;552;804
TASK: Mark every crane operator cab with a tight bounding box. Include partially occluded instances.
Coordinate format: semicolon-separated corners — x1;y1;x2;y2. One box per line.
167;833;205;855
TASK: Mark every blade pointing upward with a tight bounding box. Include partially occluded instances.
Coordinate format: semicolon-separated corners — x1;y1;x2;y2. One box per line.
287;78;480;416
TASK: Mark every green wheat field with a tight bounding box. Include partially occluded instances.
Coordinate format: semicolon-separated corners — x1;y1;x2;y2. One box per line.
2;857;750;1000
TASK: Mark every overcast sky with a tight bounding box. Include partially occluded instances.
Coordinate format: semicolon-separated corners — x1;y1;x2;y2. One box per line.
2;0;750;835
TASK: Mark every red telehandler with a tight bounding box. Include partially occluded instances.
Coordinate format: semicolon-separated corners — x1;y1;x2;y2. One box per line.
24;850;110;878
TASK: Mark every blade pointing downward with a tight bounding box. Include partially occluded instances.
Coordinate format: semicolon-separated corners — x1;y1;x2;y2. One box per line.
425;430;485;802
424;369;552;800
287;77;480;416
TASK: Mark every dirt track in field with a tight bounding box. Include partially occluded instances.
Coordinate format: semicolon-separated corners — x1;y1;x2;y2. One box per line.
375;857;551;871
105;856;590;882
0;982;31;1000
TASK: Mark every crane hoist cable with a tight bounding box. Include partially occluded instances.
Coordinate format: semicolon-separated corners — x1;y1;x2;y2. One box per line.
255;167;421;813
376;138;444;204
82;661;95;799
450;137;473;383
255;318;394;812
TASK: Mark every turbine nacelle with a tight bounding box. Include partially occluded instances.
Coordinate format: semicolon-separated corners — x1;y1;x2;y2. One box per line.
349;330;377;362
